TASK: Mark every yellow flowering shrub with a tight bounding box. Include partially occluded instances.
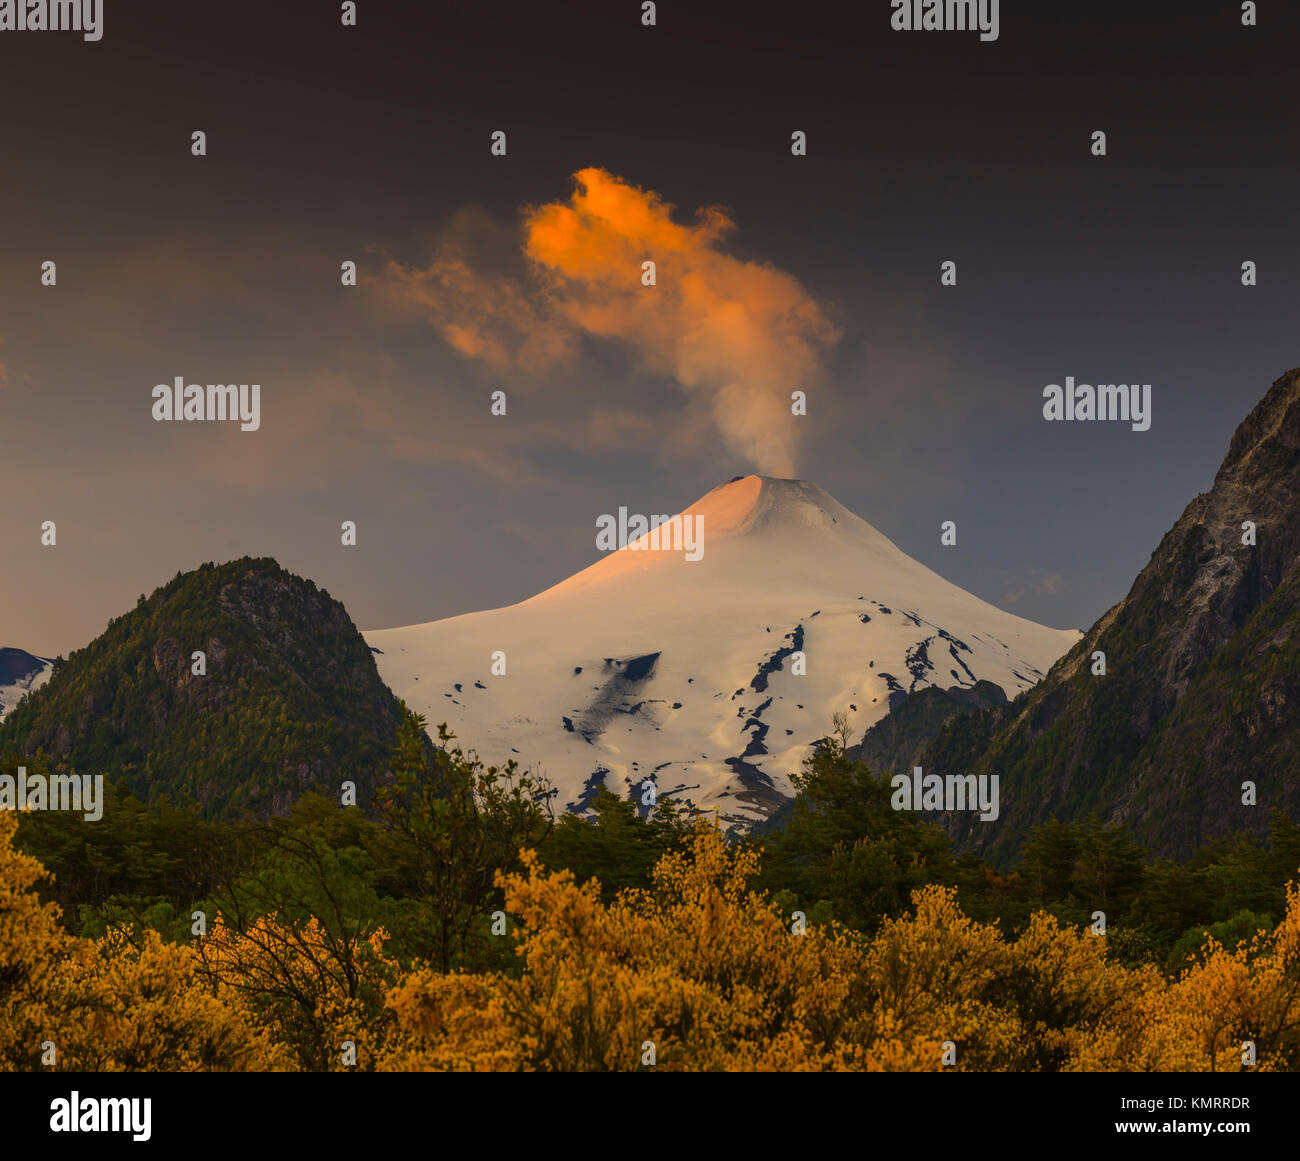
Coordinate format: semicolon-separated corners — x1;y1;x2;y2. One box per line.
4;806;1300;1072
0;811;285;1070
196;913;398;1071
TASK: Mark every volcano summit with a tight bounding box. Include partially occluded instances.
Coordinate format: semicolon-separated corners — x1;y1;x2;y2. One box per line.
365;476;1080;825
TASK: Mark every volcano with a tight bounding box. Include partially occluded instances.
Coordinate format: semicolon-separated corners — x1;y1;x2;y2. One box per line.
364;476;1080;825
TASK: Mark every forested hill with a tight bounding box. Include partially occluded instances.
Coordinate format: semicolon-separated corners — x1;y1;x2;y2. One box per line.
905;368;1300;865
0;557;406;818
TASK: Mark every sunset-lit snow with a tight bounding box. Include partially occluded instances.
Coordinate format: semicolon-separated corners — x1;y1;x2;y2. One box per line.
365;477;1081;826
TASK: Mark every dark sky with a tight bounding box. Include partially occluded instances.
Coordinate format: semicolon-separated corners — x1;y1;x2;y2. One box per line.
2;0;1297;653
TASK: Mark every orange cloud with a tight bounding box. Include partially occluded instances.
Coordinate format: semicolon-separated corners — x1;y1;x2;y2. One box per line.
380;252;578;373
384;168;840;476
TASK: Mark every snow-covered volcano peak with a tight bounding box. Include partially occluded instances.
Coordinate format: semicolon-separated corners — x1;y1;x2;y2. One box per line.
365;479;1081;827
530;475;908;602
687;475;881;542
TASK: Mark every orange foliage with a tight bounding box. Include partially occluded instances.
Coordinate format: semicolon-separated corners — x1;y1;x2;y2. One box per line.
0;811;286;1071
4;811;1300;1072
196;914;397;1071
382;824;1300;1073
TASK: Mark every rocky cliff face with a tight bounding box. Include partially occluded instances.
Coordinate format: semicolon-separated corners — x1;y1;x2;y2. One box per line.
0;558;408;819
913;369;1300;863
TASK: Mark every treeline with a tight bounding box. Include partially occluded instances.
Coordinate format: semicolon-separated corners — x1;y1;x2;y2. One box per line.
760;734;1300;974
3;711;1299;1070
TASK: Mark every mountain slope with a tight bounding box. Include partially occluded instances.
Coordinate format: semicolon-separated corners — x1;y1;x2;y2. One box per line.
366;476;1080;825
0;558;405;817
0;648;55;722
851;679;1008;777
913;368;1300;863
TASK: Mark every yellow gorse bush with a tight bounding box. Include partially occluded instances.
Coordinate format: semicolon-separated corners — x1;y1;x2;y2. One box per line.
382;824;1300;1072
196;913;398;1070
0;811;286;1071
3;812;1299;1072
